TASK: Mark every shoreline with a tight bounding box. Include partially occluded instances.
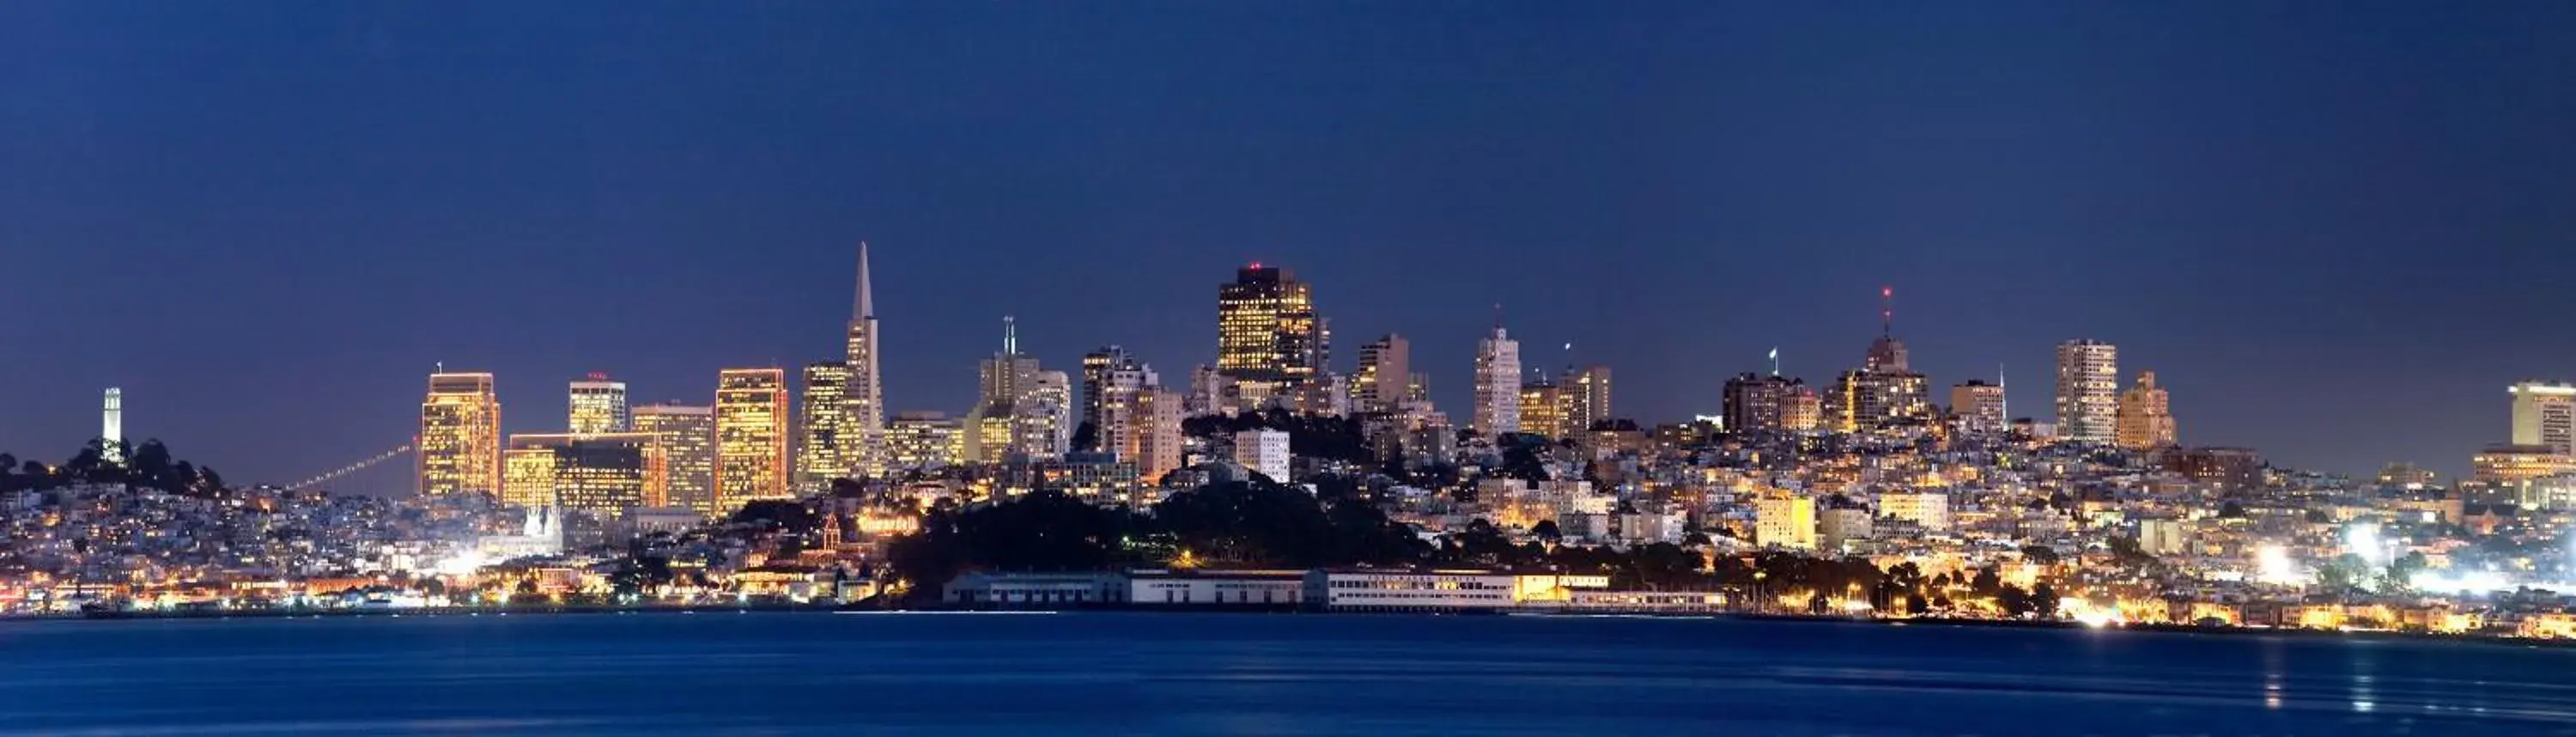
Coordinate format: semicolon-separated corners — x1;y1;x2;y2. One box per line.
9;606;2568;649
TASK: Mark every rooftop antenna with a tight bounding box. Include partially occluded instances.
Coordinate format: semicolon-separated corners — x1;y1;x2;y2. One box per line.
434;361;444;375
1003;315;1018;356
1492;302;1504;333
1768;347;1780;377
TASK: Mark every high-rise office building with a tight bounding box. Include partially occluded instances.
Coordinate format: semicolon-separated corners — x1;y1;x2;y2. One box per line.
2510;381;2576;455
1950;381;2007;434
1081;347;1153;452
1353;335;1412;414
501;446;556;509
505;432;665;518
2115;370;2178;449
1473;325;1522;436
714;368;790;514
1015;371;1073;460
799;362;853;490
2055;340;2119;443
841;242;888;478
1560;365;1611;433
1215;264;1323;385
100;387;124;464
1133;387;1186;484
632;403;716;519
567;374;629;434
887;411;963;471
980;318;1041;410
1518;378;1570;439
419;371;501;497
1827;369;1930;431
1722;373;1802;434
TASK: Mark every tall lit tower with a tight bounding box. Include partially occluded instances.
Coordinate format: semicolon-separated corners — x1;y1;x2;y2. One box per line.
1354;335;1412;414
1473;317;1522;436
419;371;501;497
633;403;716;518
841;242;888;478
2054;340;2119;443
100;387;125;464
1216;264;1321;385
567;374;629;434
1863;286;1909;372
799;362;853;490
2510;381;2576;455
714;368;790;514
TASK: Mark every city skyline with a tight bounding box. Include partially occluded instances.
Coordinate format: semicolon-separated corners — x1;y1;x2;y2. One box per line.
6;3;2576;484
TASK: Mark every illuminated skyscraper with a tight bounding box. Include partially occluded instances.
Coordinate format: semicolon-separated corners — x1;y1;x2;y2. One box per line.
1826;369;1929;430
1353;334;1412;414
841;242;888;478
632;403;715;518
2510;381;2576;455
505;432;665;518
567;374;629;434
418;371;501;497
714;368;790;514
2115;370;2178;449
100;387;125;464
1950;381;2008;434
1133;387;1185;484
1518;378;1570;439
1216;264;1322;385
2055;339;2119;443
1080;346;1133;438
1015;371;1073;460
501;446;556;509
1473;324;1522;436
1559;365;1611;433
799;362;853;490
1081;346;1153;451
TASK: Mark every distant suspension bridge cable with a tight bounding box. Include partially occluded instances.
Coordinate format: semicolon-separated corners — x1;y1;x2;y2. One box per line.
283;444;413;491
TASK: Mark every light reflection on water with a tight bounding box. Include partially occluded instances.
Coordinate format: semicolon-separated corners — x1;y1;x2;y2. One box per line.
3;613;2575;736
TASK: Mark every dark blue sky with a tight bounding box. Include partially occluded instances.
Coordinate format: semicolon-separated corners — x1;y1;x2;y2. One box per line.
3;2;2573;488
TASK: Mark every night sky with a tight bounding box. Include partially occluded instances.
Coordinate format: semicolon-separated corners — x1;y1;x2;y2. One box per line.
3;2;2573;490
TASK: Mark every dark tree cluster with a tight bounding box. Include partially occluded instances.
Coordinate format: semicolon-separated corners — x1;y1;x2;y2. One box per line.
1181;409;1375;465
0;439;226;496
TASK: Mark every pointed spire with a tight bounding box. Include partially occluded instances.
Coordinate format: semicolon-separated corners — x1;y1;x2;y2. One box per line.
854;241;876;320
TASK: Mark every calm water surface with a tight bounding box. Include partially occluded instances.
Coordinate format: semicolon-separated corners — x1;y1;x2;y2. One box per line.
3;612;2573;736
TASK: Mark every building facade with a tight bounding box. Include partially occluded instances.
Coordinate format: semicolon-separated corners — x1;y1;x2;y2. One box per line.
631;403;716;519
1353;334;1412;414
2114;370;2178;449
567;375;629;434
419;371;501;497
506;432;665;518
1949;381;2007;434
886;411;964;471
1235;429;1291;482
714;368;791;514
2055;339;2119;443
1215;264;1323;386
1473;326;1522;436
799;362;852;490
1560;365;1612;434
2511;381;2576;455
